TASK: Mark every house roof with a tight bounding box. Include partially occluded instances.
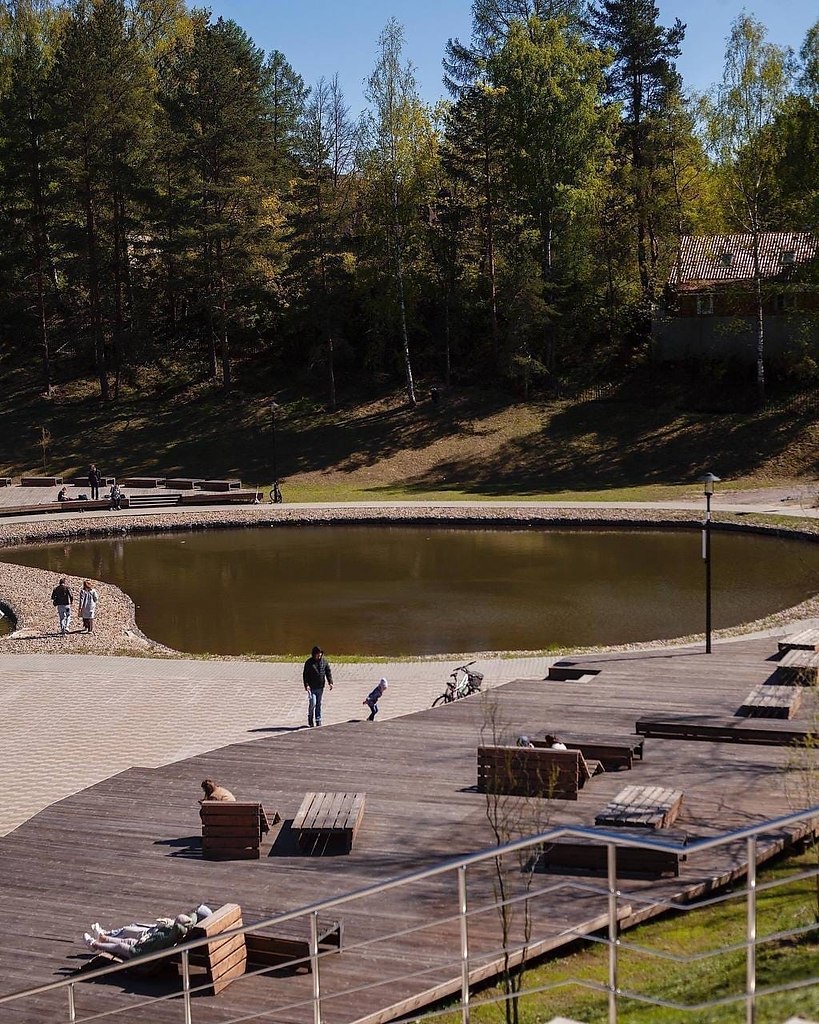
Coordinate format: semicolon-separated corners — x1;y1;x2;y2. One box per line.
670;233;817;288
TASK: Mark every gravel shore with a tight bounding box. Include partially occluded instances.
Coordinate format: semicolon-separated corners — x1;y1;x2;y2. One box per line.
1;503;817;656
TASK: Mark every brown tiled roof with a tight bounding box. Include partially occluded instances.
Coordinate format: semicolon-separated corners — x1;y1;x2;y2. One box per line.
669;233;817;287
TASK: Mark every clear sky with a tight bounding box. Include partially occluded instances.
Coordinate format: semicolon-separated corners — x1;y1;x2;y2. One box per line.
207;1;818;116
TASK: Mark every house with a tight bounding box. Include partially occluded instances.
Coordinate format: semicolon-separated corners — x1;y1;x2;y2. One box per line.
653;232;819;364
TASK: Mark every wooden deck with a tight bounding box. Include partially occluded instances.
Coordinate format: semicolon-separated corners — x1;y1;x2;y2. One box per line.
0;637;816;1023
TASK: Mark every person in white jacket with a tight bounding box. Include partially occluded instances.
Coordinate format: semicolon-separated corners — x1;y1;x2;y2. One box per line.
77;580;99;633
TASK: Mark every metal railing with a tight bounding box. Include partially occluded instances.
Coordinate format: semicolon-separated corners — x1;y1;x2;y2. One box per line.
1;804;817;1024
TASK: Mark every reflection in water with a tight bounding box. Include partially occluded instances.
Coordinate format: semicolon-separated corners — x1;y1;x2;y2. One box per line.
3;526;818;656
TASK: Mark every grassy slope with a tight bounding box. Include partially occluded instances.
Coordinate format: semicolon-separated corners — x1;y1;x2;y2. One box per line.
2;360;817;498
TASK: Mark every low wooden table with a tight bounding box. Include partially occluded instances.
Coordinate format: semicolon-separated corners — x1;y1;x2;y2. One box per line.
595;785;683;830
292;792;366;854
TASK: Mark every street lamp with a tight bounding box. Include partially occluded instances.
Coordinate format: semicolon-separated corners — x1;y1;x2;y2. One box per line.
270;402;282;503
698;471;720;653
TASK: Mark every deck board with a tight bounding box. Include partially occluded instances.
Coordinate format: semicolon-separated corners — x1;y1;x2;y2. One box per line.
0;637;816;1023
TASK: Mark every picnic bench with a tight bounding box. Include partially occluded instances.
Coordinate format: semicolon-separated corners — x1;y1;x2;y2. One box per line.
737;684;803;719
533;734;642;771
778;628;819;652
292;792;366;853
477;746;603;801
635;714;813;746
777;648;819;684
539;831;688;878
200;801;280;860
245;918;343;973
594;785;683;830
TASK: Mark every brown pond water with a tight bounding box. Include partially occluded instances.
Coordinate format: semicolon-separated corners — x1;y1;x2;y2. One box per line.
4;526;818;656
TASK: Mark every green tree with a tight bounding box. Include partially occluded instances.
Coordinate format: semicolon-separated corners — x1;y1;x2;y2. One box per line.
360;18;438;406
49;0;154;399
704;13;795;403
264;49;307;190
160;16;276;389
591;0;685;316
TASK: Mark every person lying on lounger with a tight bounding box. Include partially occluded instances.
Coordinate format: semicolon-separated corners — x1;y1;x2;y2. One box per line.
83;904;212;959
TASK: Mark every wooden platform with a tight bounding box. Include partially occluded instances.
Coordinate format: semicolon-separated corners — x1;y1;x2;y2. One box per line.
736;684;803;719
0;638;816;1024
777;648;819;683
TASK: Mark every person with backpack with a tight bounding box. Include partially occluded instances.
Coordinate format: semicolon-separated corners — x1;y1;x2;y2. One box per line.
51;578;73;635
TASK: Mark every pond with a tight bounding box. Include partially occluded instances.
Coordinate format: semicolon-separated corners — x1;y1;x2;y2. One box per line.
3;525;818;656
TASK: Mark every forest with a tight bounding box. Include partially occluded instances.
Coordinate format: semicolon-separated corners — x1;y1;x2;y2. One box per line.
0;0;817;409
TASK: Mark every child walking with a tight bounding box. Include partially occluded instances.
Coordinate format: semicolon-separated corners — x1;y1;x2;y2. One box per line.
363;678;388;721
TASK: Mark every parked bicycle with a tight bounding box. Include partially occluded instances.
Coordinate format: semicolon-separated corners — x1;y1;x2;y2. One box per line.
268;480;283;504
431;662;484;707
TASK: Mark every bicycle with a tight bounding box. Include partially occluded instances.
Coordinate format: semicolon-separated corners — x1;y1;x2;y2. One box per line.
431;662;484;707
268;480;283;504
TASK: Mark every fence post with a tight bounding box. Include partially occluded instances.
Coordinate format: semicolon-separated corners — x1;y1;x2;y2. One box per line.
181;948;192;1024
458;864;471;1024
310;911;322;1024
607;842;619;1024
67;982;76;1022
746;836;757;1024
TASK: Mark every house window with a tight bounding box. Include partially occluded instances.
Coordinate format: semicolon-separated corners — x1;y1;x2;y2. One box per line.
697;293;714;315
780;250;796;266
719;252;732;268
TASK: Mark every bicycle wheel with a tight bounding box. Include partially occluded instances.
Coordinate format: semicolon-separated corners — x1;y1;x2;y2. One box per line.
431;693;450;708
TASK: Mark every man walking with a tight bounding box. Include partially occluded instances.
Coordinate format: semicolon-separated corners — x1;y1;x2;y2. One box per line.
303;646;333;728
51;577;74;635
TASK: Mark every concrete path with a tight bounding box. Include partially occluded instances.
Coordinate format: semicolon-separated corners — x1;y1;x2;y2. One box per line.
0;652;553;837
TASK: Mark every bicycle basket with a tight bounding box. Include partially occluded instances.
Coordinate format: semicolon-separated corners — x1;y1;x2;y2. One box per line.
467;671;484;690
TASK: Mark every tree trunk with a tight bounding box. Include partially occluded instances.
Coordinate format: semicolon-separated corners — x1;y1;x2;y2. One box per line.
216;240;231;390
752;231;766;405
392;187;416;407
83;143;108;401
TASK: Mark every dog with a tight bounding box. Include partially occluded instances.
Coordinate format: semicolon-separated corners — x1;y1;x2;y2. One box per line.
199;778;236;803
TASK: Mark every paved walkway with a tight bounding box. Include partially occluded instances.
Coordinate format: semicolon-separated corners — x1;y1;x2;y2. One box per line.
0;652;554;837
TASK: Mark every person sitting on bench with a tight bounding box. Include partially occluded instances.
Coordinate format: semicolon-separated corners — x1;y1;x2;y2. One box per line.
544;733;567;750
109;483;124;510
83;904;212;959
57;487;71;502
199;778;236;803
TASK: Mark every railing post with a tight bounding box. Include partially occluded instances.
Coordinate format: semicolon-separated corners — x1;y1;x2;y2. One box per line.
67;982;76;1022
458;864;471;1024
310;910;322;1024
607;842;619;1024
746;836;757;1024
181;948;192;1024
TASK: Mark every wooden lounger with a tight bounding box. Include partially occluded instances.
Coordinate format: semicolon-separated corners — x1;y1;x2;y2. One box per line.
182;903;247;995
635;714;813;746
477;746;602;801
200;801;281;860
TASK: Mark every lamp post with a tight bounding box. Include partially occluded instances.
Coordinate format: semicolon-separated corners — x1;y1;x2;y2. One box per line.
698;472;720;654
270;402;281;503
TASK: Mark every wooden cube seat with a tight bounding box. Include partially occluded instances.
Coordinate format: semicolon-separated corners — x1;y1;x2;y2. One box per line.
736;684;803;719
200;801;280;860
477;746;602;801
595;785;683;830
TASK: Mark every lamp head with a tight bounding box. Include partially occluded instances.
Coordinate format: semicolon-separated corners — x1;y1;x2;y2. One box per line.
697;471;720;496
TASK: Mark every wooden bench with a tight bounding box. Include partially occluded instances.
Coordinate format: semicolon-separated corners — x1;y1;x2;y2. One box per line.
20;475;62;486
539;833;688;877
120;477;166;487
200;802;280;860
178;490;259;506
166;478;200;489
182;903;247;995
778;628;819;652
636;714;814;746
737;684;803;719
245;918;343;973
595;785;683;830
477;746;602;801
196;479;242;491
777;648;819;684
533;736;640;771
292;792;366;853
0;477;12;486
68;476;115;487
